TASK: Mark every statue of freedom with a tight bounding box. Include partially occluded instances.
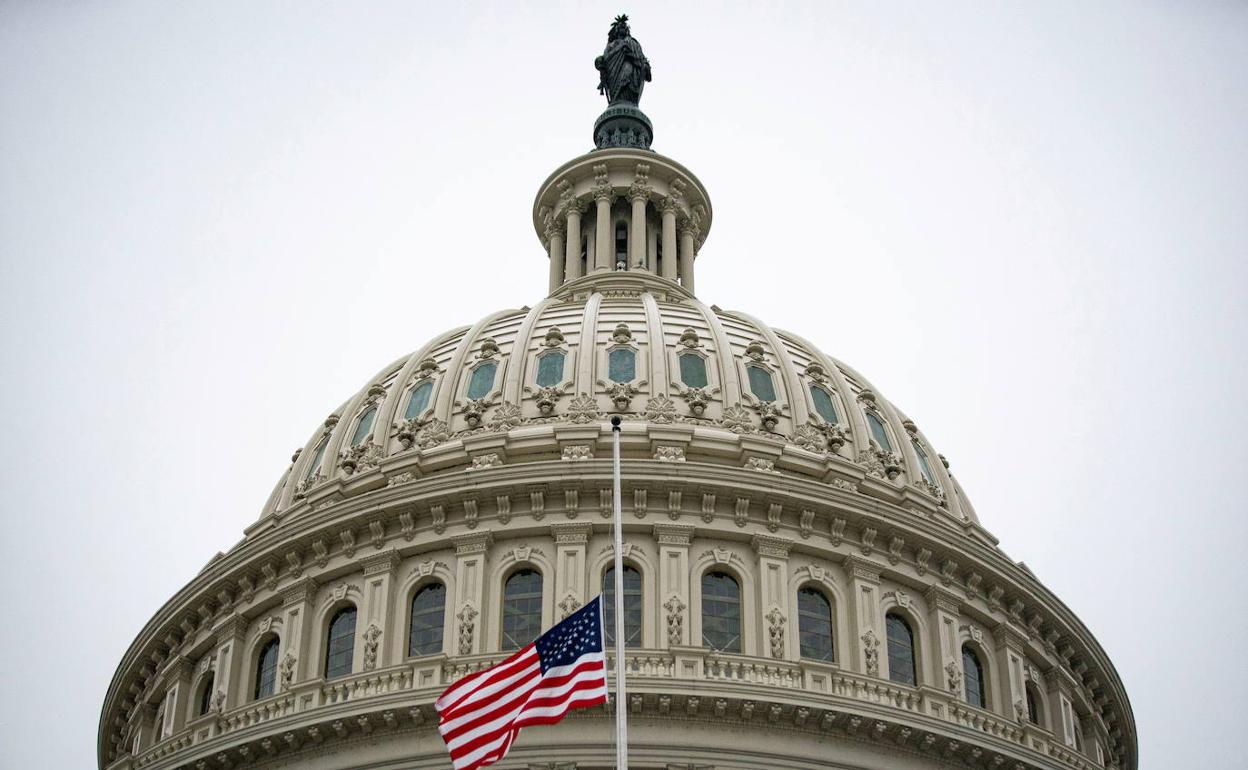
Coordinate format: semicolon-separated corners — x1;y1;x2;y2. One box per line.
595;15;652;105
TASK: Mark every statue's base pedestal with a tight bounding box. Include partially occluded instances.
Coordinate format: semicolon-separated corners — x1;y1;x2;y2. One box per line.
593;103;653;150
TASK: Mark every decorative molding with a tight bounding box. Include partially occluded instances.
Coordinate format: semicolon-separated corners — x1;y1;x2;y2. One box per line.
361;549;400;576
654;445;686;462
751;534;793;559
652;522;694;546
452;532;492;556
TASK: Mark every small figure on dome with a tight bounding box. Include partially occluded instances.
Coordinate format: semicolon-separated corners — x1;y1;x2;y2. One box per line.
595;15;652;105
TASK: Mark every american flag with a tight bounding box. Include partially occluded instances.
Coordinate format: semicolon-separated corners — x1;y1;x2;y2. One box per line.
435;595;608;770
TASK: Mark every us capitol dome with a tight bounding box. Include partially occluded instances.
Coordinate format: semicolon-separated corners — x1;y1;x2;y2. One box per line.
100;17;1136;770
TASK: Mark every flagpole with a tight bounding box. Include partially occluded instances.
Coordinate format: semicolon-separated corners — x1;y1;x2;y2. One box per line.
610;415;628;770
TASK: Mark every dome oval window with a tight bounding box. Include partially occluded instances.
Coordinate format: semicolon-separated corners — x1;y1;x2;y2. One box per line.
914;443;938;485
351;405;377;447
254;637;280;700
404;381;433;421
701;571;742;653
501;569;543;650
866;411;893;452
303;437;328;482
467;361;497;400
746;365;777;402
810;385;838;423
678;352;708;389
603;565;643;648
608;348;636;383
535;351;565;388
324;607;357;680
885;613;916;686
797;587;835;662
408;582;446;656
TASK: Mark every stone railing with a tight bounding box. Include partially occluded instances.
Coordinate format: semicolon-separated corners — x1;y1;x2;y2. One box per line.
120;649;1098;770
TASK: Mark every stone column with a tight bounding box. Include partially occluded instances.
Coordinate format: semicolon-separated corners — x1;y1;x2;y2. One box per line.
213;614;248;710
653;523;695;650
452;533;492;655
678;221;697;294
593;165;613;272
166;658;195;733
842;555;882;676
564;201;585;281
992;622;1031;721
359;550;401;672
660;197;679;281
552;523;593;620
546;220;565;295
751;533;793;661
629;183;650;269
281;577;317;685
926;584;963;696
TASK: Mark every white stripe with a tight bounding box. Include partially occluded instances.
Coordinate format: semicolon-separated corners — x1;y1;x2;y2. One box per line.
441;683;537;751
516;687;609;722
538;650;606;680
450;729;510;770
524;665;607;704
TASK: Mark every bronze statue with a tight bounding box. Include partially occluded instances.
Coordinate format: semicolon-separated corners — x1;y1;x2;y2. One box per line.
595;15;652;105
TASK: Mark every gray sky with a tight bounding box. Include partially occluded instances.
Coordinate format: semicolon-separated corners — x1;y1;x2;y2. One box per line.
2;2;1244;768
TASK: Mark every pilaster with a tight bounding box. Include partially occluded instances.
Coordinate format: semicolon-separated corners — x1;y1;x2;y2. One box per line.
281;577;317;684
212;614;248;710
358;549;401;671
551;522;593;618
841;554;881;676
925;584;962;696
453;532;492;655
750;533;793;660
652;522;694;648
992;621;1030;722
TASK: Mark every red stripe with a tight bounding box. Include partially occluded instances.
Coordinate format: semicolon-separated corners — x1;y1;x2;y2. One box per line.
436;645;536;713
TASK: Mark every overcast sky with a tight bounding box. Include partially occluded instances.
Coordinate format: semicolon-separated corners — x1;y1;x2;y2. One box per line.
1;2;1245;768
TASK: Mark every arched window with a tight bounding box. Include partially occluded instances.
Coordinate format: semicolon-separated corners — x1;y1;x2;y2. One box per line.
885;614;916;685
535;351;565;387
501;569;543;650
615;222;628;266
746;365;777;402
797;587;835;662
580;236;588;276
467;361;497;399
701;571;742;652
678;352;708;389
914;442;938;485
608;348;636;382
303;437;328;482
351;405;377;447
603;565;642;648
196;673;214;717
404;380;433;420
254;637;280;699
1026;682;1042;725
408;582;446;656
152;697;166;743
324;607;357;680
866;411;893;452
962;645;986;708
810;385;839;423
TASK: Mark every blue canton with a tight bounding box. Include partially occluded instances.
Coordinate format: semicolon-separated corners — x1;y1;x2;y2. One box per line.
534;596;603;673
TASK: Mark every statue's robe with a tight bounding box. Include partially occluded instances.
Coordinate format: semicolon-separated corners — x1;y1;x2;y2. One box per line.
597;36;651;104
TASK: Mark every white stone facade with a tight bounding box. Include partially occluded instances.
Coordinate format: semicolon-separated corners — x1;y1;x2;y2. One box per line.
99;135;1134;770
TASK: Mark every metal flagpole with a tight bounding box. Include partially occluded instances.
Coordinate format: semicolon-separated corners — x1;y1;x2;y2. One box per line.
610;415;628;769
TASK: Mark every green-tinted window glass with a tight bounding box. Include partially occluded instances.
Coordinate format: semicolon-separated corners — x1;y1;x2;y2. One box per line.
351;406;377;447
797;587;835;662
886;614;916;685
408;583;446;656
501;569;543;650
404;381;433;420
324;607;357;679
254;637;279;700
603;566;643;648
866;412;893;452
963;645;986;708
467;362;497;399
679;353;708;388
536;352;565;387
914;443;937;484
303;437;328;482
701;571;742;652
747;365;776;402
608;348;635;382
810;386;838;423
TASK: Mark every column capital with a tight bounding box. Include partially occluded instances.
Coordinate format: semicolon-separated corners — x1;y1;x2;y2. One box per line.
214;613;248;643
628;179;652;202
593;183;614;203
992;620;1029;652
660;196;681;215
750;533;793;559
550;521;592;544
562;198;587;218
453;531;493;556
924;584;962;614
360;548;401;577
544;219;565;241
652;522;695;547
281;576;318;607
841;554;882;583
